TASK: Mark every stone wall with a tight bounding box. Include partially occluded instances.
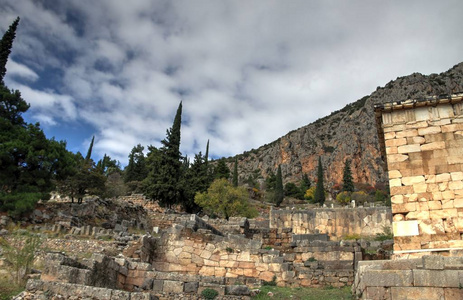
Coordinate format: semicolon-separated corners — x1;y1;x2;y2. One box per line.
353;255;463;299
377;95;463;257
269;207;392;240
153;223;359;288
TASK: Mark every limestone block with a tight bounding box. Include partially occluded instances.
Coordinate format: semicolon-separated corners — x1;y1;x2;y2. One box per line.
389;170;402;179
391;195;404;204
450;172;463;181
442;123;463;133
418;126;442;135
442;200;455;209
418;202;429;211
449;181;463;190
385;138;407;147
444;219;458;233
430;209;458;219
401;176;425;186
406;120;428;129
393;214;404;221
438;182;448;192
455;189;463;196
444;288;463;300
421;141;446;151
396;129;418;138
431;118;452;126
406;194;418;202
405;211;429;220
393;220;419;237
389;178;402;187
386;146;398;154
454;198;463;208
411;136;426;144
419;220;436;235
390;287;444;300
184;282;199;293
384;132;396;139
398;144;421;154
413;183;428;194
427;184;439;193
387;154;409;163
425;175;436;183
363;270;413;287
418;193;432;201
436;173;451;182
414;269;461;287
448;156;463;165
442;190;455;200
390;186;414;196
432;192;443;201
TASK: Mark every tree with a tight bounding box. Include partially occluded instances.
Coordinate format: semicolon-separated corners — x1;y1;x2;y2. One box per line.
214;158;230;180
143;102;183;208
265;170;276;191
0;17;20;83
342;159;354;192
194;178;258;220
124;144;148;192
232;157;238;187
314;157;326;205
85;136;94;161
274;165;284;207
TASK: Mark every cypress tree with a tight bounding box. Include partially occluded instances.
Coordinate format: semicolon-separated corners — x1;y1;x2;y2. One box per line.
85;136;95;161
0;17;19;83
314;157;325;205
144;102;183;208
342;159;354;192
232;157;238;187
214;158;230;180
274;165;284;207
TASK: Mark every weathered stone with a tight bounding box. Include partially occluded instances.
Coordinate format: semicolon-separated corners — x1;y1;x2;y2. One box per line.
362;270;413;287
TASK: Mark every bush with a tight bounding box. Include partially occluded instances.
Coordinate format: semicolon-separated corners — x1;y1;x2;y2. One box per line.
201;288;218;299
336;191;351;204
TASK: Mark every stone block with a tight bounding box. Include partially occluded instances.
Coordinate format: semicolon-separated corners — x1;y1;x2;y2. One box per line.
387;154;409;163
442;123;463;133
449;181;463;190
454;198;463;208
418;126;442;135
436;173;451;182
384;132;396;139
391;287;444;300
414;269;461;287
451;172;463;181
401;176;425;186
389;170;402;179
389;178;402;187
413;183;428;194
363;270;413;287
390;186;414;196
163;280;183;293
386;146;398;154
225;285;250;296
152;280;163;292
398;144;421;154
184;281;199;293
444;288;463;300
411;136;426;144
391;195;404;204
396;129;418;138
442;190;455;200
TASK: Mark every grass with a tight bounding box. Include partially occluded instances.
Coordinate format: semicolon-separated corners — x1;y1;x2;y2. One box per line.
252;286;353;300
0;278;24;300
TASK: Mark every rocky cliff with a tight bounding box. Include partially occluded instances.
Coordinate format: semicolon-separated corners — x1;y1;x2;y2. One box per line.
231;63;463;189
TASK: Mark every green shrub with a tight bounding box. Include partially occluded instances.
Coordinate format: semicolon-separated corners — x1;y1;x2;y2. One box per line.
201;288;218;299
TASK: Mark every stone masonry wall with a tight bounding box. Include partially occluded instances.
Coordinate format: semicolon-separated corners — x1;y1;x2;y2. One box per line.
379;98;463;256
353;255;463;299
269;207;392;240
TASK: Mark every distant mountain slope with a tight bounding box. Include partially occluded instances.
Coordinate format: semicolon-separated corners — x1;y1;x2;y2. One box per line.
232;63;463;189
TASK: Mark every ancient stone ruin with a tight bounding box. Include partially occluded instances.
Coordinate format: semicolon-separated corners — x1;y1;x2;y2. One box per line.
353;93;463;299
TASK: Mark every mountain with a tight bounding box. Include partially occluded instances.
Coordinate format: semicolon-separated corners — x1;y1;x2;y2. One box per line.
230;63;463;190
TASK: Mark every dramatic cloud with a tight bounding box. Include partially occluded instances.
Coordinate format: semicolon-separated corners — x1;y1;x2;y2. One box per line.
2;0;463;164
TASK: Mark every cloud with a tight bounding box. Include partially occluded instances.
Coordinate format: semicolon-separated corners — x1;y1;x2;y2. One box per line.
5;59;38;81
2;0;463;165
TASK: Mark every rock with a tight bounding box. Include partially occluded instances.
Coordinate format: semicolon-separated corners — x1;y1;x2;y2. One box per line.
225;285;250;296
267;291;274;297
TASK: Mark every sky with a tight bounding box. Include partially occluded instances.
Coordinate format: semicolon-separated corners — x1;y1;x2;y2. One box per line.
1;1;463;166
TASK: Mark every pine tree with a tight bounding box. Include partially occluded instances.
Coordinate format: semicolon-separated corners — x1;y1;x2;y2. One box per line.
124;144;147;186
232;157;238;187
85;136;94;161
214;158;230;180
274;165;284;207
0;17;19;83
314;157;325;205
342;159;354;192
144;102;183;208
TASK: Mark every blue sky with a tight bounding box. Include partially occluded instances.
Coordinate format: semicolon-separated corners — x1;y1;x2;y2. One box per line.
2;0;463;165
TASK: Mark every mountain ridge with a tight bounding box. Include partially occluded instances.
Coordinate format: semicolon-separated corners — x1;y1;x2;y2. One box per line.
230;62;463;190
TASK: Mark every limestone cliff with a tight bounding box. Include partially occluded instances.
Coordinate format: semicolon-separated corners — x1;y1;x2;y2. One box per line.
230;63;463;189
